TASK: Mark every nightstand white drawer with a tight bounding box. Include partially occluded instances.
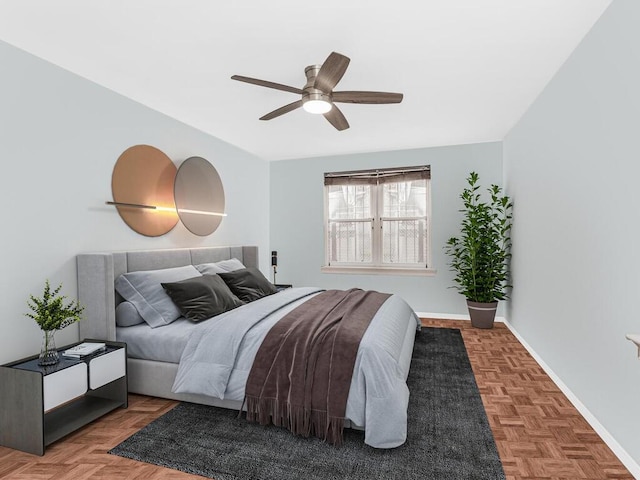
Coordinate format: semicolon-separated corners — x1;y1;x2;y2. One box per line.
89;348;125;389
43;363;88;411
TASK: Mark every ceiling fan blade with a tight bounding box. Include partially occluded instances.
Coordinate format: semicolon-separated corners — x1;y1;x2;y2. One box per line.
332;91;403;104
231;75;303;95
314;52;350;92
323;105;349;131
259;100;303;121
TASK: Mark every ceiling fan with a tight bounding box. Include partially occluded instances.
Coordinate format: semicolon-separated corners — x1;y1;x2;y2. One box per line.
231;52;403;131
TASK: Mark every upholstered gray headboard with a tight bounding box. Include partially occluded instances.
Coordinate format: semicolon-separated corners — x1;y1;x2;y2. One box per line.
76;246;258;341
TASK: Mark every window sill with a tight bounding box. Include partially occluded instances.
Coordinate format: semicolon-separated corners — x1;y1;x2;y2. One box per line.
320;266;437;276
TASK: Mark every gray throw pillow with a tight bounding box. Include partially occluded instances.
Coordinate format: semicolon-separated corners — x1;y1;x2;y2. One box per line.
115;301;145;327
195;258;246;275
162;274;245;322
218;267;278;303
115;265;202;328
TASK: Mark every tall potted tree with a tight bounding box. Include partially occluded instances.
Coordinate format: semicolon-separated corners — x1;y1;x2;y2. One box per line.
444;172;513;328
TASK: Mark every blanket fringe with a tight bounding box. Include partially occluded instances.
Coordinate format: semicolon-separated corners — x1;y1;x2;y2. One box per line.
244;395;345;446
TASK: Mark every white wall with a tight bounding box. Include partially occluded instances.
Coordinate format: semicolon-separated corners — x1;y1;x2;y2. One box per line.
0;41;270;364
270;142;503;314
504;0;640;468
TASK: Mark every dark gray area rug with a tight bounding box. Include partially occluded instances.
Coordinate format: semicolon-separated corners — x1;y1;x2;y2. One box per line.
110;327;505;480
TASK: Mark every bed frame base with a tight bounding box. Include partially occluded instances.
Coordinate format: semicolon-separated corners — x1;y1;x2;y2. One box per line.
127;358;244;409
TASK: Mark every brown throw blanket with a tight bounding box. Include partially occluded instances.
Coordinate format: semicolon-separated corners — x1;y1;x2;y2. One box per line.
244;288;391;445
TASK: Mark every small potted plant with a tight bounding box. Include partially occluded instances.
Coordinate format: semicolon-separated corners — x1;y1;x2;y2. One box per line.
444;171;513;328
25;280;84;365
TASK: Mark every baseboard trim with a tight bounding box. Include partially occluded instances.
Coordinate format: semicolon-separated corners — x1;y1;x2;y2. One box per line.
502;319;640;479
415;311;505;323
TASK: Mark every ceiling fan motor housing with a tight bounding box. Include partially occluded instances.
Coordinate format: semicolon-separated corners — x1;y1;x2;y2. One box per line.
303;64;332;105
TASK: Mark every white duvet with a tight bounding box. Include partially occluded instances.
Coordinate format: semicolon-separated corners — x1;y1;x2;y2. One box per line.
171;287;420;448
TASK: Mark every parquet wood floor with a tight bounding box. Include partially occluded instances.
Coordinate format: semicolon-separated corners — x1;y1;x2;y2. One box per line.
425;319;634;480
0;319;633;479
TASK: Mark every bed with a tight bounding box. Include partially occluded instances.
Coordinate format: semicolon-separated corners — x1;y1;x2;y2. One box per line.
77;246;419;448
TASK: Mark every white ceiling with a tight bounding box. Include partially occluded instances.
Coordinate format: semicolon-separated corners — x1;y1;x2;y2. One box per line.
0;0;611;161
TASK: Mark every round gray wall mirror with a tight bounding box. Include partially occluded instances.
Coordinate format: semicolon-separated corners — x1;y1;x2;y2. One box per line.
174;156;225;236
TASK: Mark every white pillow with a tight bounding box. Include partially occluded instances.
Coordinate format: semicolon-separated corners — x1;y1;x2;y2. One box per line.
115;265;202;328
195;258;245;275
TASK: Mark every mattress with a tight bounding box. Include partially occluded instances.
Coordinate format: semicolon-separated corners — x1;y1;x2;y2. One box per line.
116;291;321;364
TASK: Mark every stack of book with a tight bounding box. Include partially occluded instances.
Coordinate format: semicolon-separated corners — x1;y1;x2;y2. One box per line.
63;342;106;358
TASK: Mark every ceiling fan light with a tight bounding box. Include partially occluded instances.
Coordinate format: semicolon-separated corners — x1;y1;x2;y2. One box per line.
303;99;332;114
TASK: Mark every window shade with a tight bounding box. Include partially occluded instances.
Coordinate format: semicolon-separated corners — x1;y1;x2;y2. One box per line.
324;165;430;186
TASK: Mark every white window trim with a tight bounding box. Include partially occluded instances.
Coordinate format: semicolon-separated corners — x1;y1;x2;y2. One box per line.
321;265;437;276
322;169;432;274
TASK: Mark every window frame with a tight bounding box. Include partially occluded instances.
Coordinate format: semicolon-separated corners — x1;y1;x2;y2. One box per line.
322;166;435;276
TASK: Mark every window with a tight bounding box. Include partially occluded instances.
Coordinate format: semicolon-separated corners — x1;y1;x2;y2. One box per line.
323;165;431;273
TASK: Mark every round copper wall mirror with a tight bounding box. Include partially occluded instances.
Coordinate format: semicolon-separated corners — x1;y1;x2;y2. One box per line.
111;145;179;237
174;156;225;236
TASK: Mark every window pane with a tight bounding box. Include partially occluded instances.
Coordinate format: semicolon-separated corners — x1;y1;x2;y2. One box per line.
382;219;428;264
327;185;371;220
325;171;430;268
328;220;372;263
382;180;426;218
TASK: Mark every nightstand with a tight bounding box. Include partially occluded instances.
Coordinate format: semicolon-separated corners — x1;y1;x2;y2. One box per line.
0;339;127;455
